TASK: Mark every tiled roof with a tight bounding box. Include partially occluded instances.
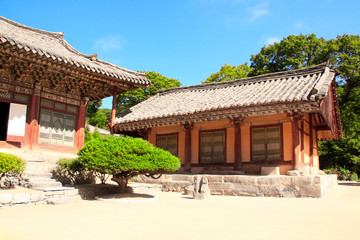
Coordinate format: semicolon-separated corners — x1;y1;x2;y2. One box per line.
0;16;149;86
115;63;335;126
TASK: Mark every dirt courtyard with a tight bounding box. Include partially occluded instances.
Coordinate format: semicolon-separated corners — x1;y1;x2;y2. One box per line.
0;185;359;240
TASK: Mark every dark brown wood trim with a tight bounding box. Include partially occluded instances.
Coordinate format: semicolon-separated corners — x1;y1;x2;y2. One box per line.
182;123;193;171
301;119;304;168
234;121;242;170
291;116;300;170
309;114;314;167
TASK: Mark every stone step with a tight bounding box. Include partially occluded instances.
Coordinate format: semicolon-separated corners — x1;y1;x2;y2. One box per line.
27;177;57;183
31;181;62;189
24;172;52;178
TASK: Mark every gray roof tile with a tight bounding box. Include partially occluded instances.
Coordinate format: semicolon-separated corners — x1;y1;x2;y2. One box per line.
115;63;335;126
0;16;149;86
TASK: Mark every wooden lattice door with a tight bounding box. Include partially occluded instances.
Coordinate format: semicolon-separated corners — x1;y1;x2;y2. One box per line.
38;109;75;146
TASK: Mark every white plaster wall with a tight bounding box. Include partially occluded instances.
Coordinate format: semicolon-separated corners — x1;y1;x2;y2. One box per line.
7;103;27;136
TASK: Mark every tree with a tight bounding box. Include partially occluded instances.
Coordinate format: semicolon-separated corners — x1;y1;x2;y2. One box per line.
78;135;181;192
117;71;181;112
202;63;252;84
250;34;329;76
86;99;102;119
248;34;360;174
87;108;111;129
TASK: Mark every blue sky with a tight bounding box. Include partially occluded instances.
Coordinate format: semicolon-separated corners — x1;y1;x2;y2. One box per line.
1;0;359;108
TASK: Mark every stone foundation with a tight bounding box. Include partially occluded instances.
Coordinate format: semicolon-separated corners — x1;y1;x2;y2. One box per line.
134;174;338;198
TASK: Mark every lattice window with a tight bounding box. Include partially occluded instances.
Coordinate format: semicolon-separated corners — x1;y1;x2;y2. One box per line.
252;126;281;162
55;102;66;111
41;99;55;108
156;135;178;156
67;105;78;114
200;130;225;164
0;92;12;100
14;94;30;103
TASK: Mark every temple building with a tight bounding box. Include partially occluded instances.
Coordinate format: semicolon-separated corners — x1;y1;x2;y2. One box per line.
113;63;342;175
0;16;149;153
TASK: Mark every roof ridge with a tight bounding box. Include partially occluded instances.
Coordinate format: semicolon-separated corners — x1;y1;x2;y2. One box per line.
0;16;64;39
158;63;329;95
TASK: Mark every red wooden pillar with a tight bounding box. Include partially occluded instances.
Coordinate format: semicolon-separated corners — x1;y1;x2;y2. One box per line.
110;87;117;134
75;97;88;150
231;117;242;170
291;115;301;170
26;85;41;150
183;122;193;172
309;114;314;167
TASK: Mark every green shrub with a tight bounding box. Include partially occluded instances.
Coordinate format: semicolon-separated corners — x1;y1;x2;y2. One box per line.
323;164;359;182
78;135;181;192
0;153;26;189
0;152;25;174
53;158;95;185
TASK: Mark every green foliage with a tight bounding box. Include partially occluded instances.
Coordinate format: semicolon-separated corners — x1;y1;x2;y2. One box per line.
246;33;360;175
0;153;25;174
250;34;329;76
323;164;359;182
86;99;102;119
202;63;252;84
84;127;102;143
88;108;111;129
116;71;181;112
78;135;181;178
53;158;95;185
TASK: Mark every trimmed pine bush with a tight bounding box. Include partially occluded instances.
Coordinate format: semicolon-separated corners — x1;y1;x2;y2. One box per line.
78;135;181;191
0;152;25;174
53;158;95;185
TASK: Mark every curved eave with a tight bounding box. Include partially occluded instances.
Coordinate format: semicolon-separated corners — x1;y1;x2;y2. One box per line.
113;101;321;132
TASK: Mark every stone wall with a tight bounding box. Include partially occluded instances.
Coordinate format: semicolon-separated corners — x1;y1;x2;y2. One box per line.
135;174;338;198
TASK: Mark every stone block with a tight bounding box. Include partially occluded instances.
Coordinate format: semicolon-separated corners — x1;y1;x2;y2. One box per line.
275;176;293;186
313;176;321;185
278;186;298;198
261;166;280;176
224;176;256;185
257;177;276;185
208;182;234;191
293;176;313;187
0;193;12;204
171;175;194;182
205;175;224;183
161;181;189;192
210;189;224;195
258;186;282;197
232;184;260;196
299;186;321;198
30;192;45;202
12;193;30;204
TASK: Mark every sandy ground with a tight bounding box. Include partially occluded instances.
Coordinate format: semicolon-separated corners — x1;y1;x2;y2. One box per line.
0;185;359;240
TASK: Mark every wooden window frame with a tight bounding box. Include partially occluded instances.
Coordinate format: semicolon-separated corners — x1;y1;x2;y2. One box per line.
250;124;283;163
199;129;227;165
156;133;179;156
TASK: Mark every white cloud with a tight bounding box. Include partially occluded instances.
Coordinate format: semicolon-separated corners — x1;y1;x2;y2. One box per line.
265;36;281;45
93;34;125;51
293;21;304;28
248;3;269;22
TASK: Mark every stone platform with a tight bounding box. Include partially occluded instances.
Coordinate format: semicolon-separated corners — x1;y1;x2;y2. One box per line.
134;174;338;198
